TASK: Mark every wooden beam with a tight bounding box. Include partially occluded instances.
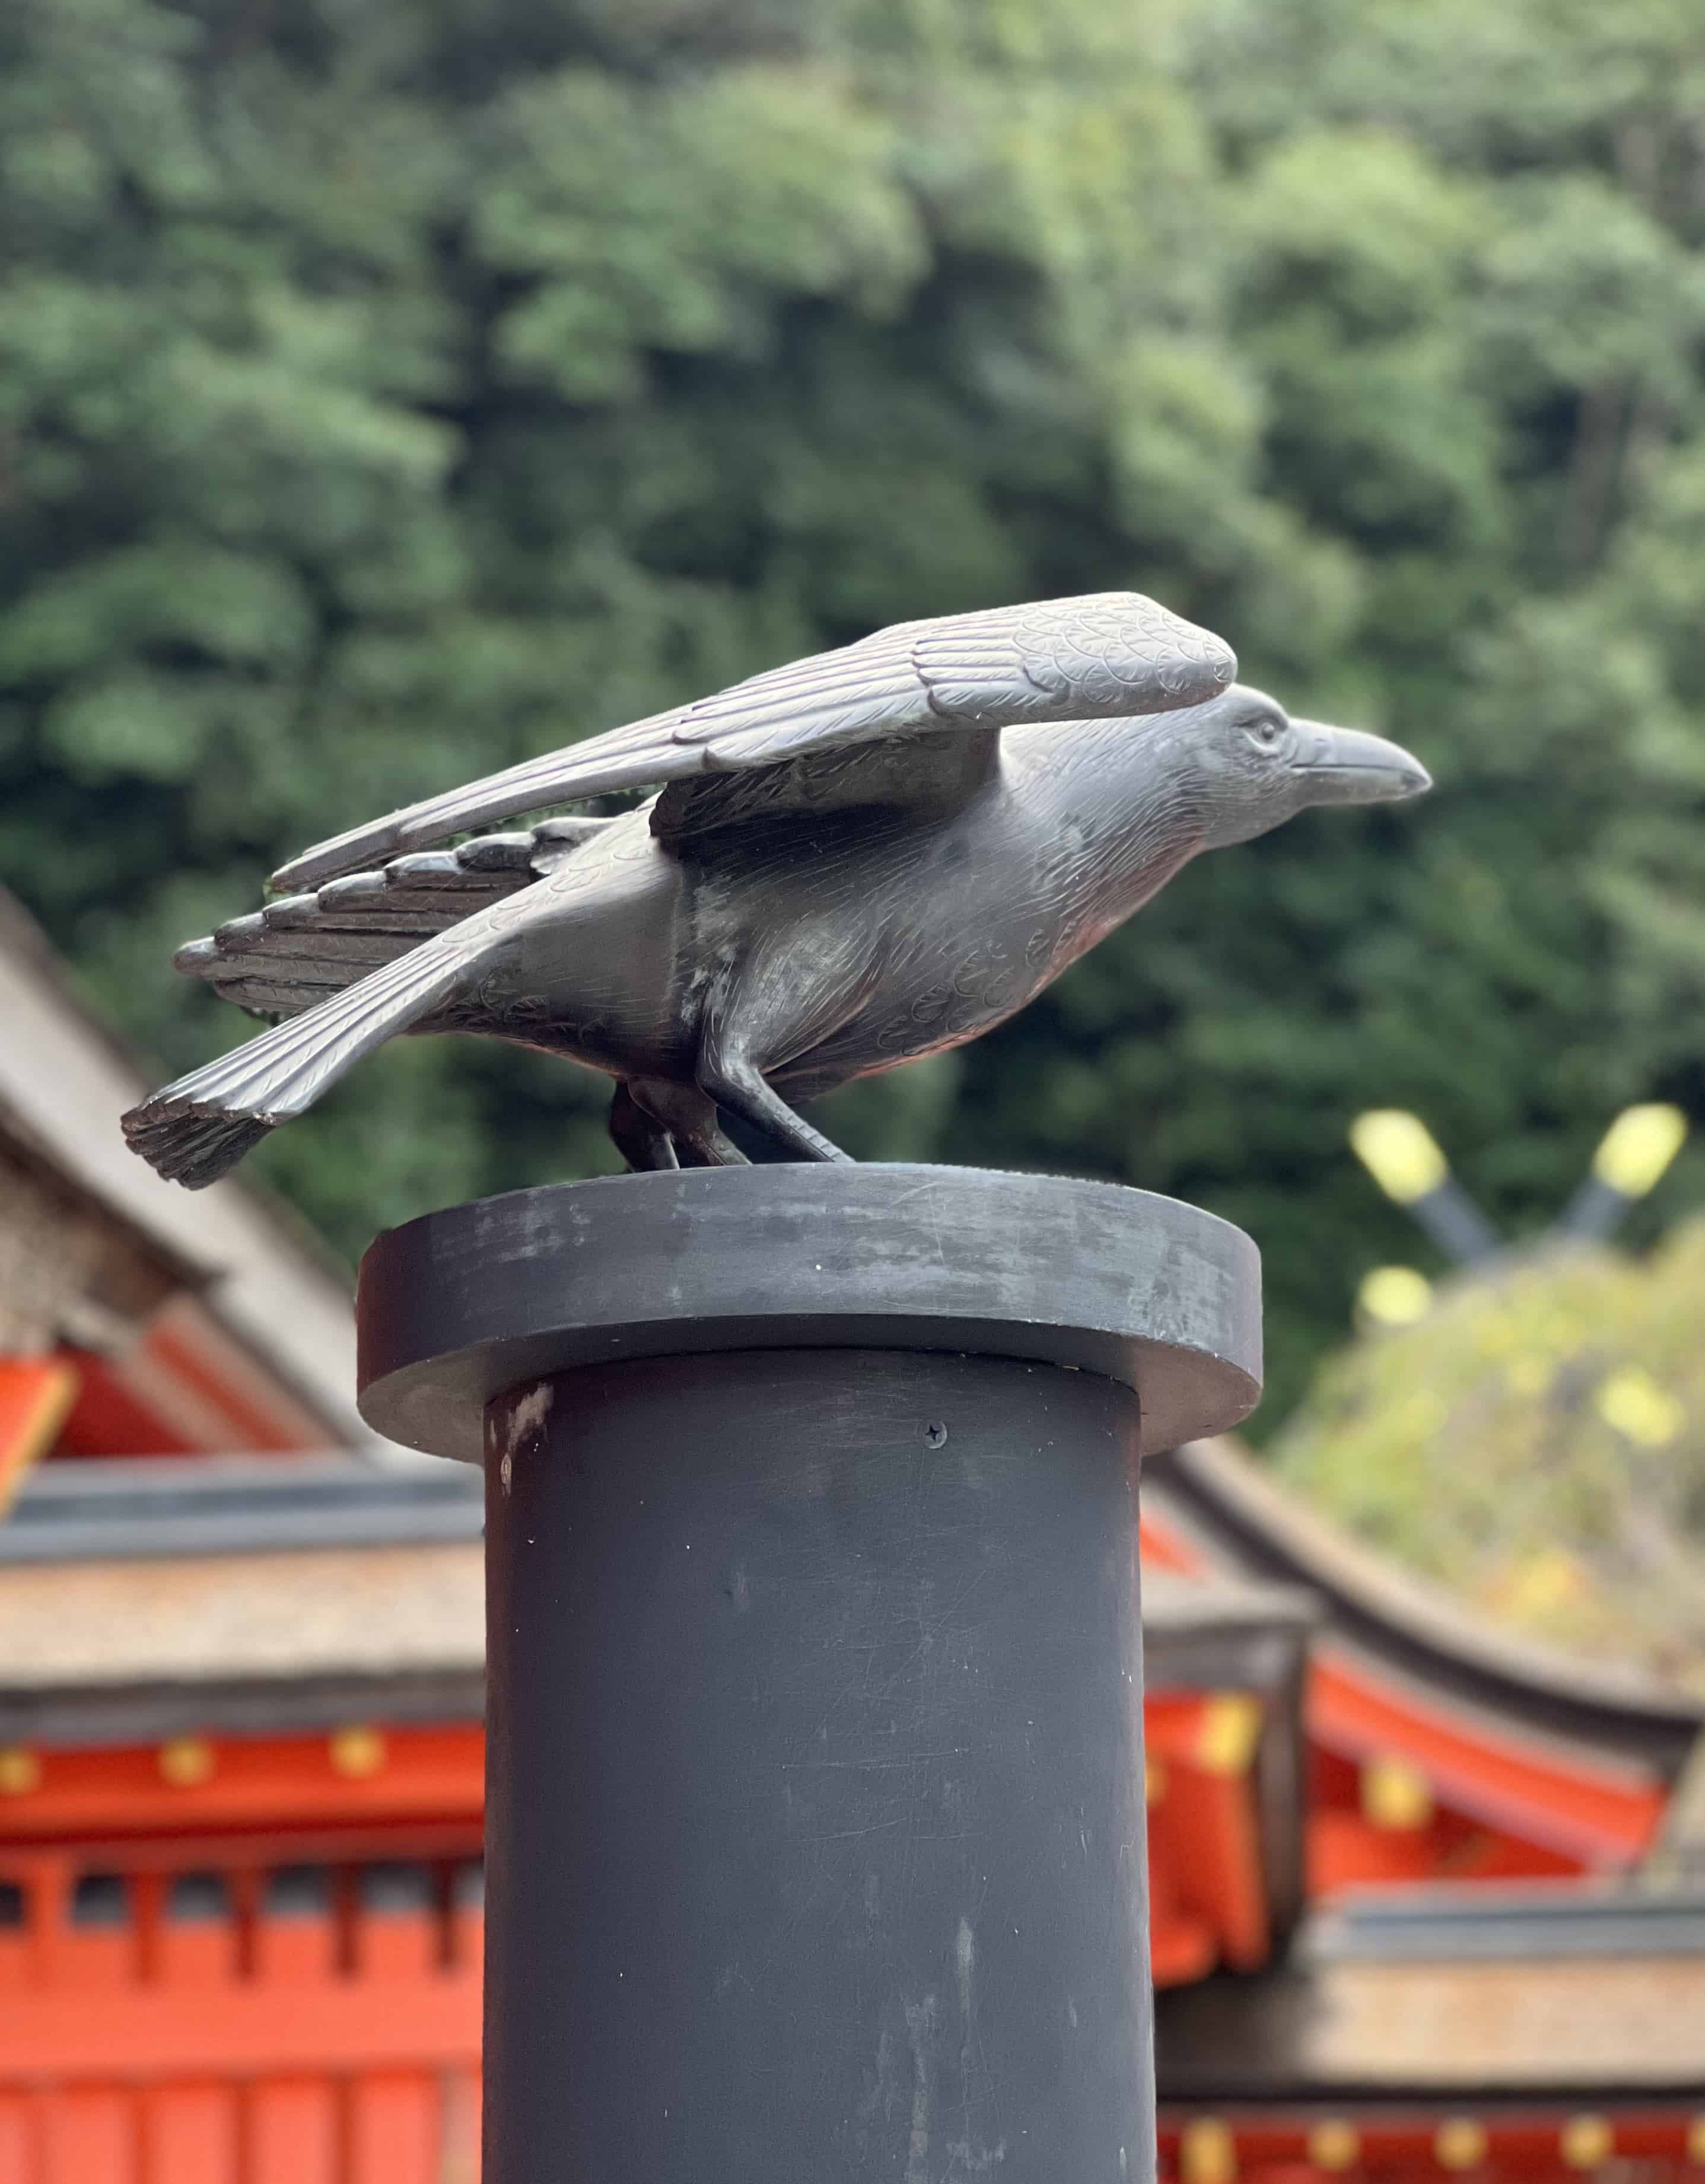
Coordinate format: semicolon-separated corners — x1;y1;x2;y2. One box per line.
0;1358;78;1514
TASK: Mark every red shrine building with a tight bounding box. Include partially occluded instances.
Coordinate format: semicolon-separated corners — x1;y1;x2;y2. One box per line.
2;881;1703;2184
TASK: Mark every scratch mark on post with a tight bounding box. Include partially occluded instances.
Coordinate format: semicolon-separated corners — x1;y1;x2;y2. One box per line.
904;1995;936;2184
958;1915;978;2156
501;1378;554;1458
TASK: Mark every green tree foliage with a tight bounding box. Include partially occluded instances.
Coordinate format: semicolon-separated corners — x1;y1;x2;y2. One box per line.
2;0;1703;1426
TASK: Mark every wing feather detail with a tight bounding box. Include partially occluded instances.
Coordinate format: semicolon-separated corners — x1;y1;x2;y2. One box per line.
179;820;615;1020
271;593;1232;891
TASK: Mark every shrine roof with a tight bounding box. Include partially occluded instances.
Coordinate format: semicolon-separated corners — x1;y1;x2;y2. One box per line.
1147;1435;1704;1782
1157;1879;1705;2097
0;1454;1305;1762
0;888;383;1456
0;1540;483;1747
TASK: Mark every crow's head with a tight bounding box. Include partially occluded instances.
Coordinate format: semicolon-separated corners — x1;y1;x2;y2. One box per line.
1179;684;1430;849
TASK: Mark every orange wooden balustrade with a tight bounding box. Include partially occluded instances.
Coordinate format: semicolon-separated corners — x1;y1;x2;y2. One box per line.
0;1697;1273;2179
0;1852;482;2184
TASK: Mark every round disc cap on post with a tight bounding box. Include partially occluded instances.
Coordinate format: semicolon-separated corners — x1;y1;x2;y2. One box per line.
356;1163;1262;1460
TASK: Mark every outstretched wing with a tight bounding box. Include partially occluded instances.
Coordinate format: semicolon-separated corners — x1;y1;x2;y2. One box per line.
272;593;1233;890
177;818;611;1020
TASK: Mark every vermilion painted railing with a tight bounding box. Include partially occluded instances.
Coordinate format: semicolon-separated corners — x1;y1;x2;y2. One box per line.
0;1853;482;2184
0;1686;1281;2182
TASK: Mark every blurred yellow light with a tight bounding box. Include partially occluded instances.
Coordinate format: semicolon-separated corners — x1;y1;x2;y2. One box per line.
1560;2116;1612;2171
1496;1547;1588;1620
1351;1111;1449;1205
1180;2120;1238;2184
1434;2119;1487;2171
158;1737;215;1788
1195;1693;1262;1775
0;1748;40;1796
1360;1754;1433;1831
329;1724;387;1778
1592;1104;1687;1198
1595;1368;1684;1448
1309;2122;1360;2172
1359;1266;1433;1327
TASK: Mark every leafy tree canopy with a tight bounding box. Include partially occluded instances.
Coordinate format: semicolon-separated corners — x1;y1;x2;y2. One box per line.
3;0;1703;1428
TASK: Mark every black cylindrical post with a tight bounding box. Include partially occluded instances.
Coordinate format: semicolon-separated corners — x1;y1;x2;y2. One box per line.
356;1166;1261;2184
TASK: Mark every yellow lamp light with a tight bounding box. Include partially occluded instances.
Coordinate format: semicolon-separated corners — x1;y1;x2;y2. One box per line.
1595;1368;1684;1448
1560;2116;1612;2171
1434;2119;1487;2171
1350;1112;1449;1205
1309;2121;1360;2172
0;1747;40;1796
1591;1104;1687;1198
1180;2119;1238;2184
1195;1693;1262;1775
158;1736;215;1788
1361;1754;1433;1830
1358;1266;1433;1327
330;1724;387;1778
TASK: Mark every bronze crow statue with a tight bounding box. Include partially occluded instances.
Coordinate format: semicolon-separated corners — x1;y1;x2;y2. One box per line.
121;594;1427;1185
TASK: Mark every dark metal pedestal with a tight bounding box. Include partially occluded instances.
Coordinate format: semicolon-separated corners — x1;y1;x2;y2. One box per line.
356;1165;1261;2184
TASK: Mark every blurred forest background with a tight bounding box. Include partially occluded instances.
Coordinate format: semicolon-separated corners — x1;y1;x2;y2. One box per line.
3;0;1704;1431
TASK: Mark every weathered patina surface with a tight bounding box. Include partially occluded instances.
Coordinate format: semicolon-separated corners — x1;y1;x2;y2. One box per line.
121;594;1426;1185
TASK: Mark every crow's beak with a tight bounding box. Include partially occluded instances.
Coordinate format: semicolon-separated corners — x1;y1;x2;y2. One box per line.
1292;721;1432;806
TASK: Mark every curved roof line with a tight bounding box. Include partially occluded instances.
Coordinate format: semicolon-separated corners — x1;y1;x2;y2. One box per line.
0;889;395;1459
1149;1436;1703;1773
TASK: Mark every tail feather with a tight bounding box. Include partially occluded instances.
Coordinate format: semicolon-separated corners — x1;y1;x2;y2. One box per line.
123;937;469;1187
123;1110;275;1190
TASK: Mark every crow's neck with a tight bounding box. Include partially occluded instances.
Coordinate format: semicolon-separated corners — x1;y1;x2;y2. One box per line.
1017;721;1205;945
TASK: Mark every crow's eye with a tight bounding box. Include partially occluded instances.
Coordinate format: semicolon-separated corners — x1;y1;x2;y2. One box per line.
1247;716;1283;749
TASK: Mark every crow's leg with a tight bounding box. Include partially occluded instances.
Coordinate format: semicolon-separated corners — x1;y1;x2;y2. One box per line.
697;1027;851;1164
608;1081;678;1171
629;1077;750;1167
